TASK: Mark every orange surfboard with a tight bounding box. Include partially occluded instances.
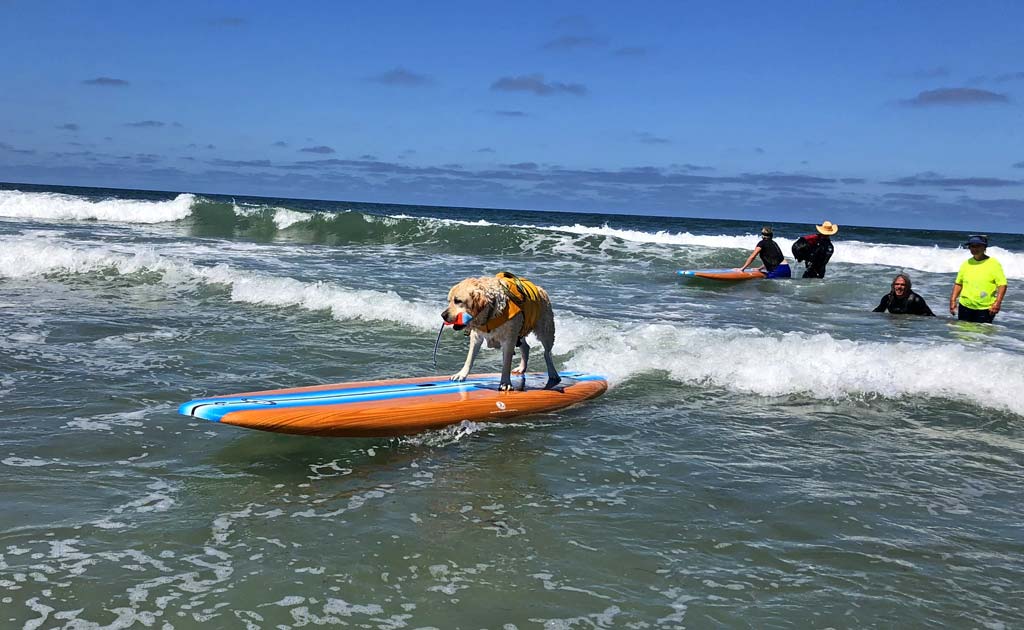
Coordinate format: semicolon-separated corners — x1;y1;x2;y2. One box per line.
677;268;767;280
178;371;607;437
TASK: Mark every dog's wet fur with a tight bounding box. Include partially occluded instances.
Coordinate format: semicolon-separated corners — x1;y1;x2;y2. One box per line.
442;276;560;391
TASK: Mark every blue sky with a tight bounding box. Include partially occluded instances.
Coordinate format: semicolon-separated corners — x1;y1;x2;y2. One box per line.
2;1;1023;231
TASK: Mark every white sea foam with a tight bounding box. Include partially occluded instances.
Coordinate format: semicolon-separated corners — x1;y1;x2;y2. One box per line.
0;190;195;223
0;537;238;628
2;457;51;467
537;223;739;247
5;189;1019;279
400;420;492;446
0;238;169;278
3;233;1021;417
0;375;14;400
234;202;311;229
529;223;1024;278
387;213;496;228
562;320;1024;417
64;410;147;432
271;208;312;229
0;189;318;230
385;214;1024;279
91;479;179;531
826;242;1022;278
0;234;440;329
198;265;439;330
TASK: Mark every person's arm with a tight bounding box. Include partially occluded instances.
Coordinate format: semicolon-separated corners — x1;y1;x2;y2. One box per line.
989;284;1007;314
949;283;962;315
873;295;888;313
914;294;935;316
739;247;761;271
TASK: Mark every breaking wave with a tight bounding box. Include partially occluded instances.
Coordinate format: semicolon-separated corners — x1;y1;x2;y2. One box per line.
3;232;1022;417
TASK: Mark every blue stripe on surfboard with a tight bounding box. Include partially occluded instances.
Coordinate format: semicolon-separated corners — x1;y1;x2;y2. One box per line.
187;382;482;422
678;269;752;276
183;378;474;412
180;371;604;422
181;370;600;410
179;371;605;423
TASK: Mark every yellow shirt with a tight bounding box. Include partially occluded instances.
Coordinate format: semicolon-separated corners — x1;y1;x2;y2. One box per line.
955;257;1007;310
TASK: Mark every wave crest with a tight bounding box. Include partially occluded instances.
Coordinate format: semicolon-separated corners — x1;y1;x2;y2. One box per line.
4;233;1022;418
0;190;195;223
2;189;1021;278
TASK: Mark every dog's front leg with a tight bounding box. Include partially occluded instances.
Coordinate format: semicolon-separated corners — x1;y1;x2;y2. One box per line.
451;331;483;381
499;341;516;391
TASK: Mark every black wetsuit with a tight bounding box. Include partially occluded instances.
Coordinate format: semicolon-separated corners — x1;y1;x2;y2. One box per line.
757;238;784;272
799;234;834;278
873;291;935;316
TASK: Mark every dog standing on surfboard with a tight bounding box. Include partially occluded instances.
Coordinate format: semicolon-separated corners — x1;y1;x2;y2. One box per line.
441;272;561;392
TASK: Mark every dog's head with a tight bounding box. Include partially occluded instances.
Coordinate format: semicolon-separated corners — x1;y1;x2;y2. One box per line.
442;277;493;331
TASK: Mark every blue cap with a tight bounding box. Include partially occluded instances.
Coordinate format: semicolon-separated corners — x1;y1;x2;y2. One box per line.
964;235;988;247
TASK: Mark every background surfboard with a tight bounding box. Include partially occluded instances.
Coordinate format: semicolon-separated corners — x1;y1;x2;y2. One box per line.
677;268;767;280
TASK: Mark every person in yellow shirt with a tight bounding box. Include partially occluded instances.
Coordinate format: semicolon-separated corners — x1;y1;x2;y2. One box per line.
949;235;1008;323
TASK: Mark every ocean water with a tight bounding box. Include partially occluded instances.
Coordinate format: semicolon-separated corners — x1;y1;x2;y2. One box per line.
1;182;1022;628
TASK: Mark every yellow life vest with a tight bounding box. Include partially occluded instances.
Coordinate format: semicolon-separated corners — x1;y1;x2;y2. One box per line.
479;272;544;338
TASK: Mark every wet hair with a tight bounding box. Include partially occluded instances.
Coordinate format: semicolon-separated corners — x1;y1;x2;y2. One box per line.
761;226;773;238
891;273;912;291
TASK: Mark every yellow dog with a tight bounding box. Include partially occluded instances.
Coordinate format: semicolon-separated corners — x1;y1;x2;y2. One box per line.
441;272;560;391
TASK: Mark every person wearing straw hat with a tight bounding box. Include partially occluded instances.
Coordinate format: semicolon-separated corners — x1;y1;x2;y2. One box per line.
949;234;1007;323
791;220;838;278
738;226;792;278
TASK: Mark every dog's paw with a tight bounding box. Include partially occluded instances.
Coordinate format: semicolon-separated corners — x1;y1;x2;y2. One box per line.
543;375;562;390
450;372;469;382
499;381;514;391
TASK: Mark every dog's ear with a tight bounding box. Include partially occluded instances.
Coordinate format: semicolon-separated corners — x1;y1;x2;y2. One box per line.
467;285;489;316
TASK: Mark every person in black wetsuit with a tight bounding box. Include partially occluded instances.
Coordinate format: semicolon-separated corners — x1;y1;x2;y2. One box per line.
873;273;934;316
738;226;791;278
792;220;837;278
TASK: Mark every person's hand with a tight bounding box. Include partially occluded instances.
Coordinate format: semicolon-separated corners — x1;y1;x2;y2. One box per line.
949;301;957;316
990;302;1002;314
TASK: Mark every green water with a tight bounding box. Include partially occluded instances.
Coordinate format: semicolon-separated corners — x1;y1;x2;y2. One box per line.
1;184;1022;628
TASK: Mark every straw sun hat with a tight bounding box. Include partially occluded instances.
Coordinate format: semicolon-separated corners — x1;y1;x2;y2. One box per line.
816;221;839;236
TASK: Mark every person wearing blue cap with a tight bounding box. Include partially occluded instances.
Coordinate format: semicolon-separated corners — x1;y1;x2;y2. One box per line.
949;235;1007;323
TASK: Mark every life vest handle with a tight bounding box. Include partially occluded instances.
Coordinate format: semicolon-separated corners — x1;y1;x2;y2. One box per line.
497;271;534;307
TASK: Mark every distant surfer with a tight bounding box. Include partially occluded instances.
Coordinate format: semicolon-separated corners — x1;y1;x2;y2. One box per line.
791;221;837;278
949;235;1007;323
738;226;791;278
873;273;934;316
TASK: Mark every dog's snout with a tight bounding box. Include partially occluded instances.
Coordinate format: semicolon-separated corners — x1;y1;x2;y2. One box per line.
441;308;451;322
